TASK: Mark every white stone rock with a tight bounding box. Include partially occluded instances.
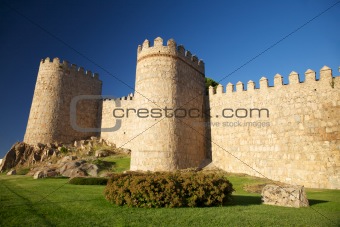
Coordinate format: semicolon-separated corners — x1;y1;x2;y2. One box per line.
261;184;309;208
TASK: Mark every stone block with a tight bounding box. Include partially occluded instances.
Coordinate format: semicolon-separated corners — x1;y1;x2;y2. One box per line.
261;184;309;208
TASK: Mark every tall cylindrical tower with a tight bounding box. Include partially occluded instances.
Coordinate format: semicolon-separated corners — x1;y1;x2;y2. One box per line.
130;37;206;171
24;57;64;144
24;57;102;145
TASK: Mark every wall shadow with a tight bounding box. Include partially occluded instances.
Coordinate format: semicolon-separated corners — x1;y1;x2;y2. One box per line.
230;195;262;206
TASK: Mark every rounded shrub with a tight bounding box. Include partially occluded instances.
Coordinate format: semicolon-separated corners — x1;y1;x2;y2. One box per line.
104;171;234;208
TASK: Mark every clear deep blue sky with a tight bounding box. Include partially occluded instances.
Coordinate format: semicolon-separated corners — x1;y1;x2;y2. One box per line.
0;0;339;158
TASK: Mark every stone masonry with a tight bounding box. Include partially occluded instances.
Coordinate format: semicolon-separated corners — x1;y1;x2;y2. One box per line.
24;58;102;144
23;37;340;189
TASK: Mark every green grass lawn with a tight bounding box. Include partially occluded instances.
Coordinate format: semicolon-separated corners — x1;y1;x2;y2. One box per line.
0;174;339;226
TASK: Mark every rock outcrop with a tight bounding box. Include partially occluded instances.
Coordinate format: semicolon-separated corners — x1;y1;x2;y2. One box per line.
28;156;99;179
0;138;119;173
261;184;309;208
0;142;35;172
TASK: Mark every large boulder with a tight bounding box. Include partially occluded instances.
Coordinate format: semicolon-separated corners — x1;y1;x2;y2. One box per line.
80;163;99;177
0;142;35;172
261;184;309;208
33;167;59;179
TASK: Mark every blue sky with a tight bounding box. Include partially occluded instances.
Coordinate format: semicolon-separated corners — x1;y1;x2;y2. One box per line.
0;0;339;158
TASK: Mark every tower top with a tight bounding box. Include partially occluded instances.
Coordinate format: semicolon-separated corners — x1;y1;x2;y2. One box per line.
137;37;204;73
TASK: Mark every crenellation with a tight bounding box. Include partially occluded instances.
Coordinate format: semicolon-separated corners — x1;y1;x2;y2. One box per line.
320;65;332;82
71;64;77;72
153;37;163;47
274;74;283;87
53;57;60;64
142;39;150;49
192;55;198;63
259;77;268;89
137;37;204;73
236;81;244;92
62;60;69;67
177;45;185;55
289;71;300;84
247;80;255;91
226;82;234;93
185;50;192;58
305;69;316;83
216;84;223;94
137;45;142;53
198;60;205;72
167;38;176;48
209;67;338;98
78;67;85;74
208;86;214;96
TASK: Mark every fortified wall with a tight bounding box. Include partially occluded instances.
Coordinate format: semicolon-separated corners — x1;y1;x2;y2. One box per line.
101;95;136;149
23;37;340;189
24;57;102;145
209;68;340;189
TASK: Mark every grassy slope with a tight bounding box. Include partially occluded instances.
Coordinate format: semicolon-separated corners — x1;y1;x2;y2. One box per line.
0;174;339;227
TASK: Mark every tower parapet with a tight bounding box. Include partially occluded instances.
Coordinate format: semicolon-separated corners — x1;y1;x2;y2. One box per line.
39;57;101;80
137;37;204;75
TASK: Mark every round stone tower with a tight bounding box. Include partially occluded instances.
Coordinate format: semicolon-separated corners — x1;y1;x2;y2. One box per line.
24;57;65;144
130;37;206;171
24;57;102;145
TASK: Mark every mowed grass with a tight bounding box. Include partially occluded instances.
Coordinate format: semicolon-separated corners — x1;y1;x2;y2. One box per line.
0;174;339;226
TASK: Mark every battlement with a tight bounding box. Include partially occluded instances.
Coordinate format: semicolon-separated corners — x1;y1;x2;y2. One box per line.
103;93;134;106
137;37;204;73
102;93;134;102
209;66;338;96
40;57;100;80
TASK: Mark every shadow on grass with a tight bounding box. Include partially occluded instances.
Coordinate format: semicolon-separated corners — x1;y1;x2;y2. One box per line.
230;195;262;206
230;195;329;207
308;199;329;206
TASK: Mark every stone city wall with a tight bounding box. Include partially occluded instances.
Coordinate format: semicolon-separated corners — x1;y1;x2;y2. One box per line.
209;66;340;189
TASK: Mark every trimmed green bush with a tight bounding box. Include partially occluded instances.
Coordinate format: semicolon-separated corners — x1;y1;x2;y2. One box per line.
104;171;234;208
69;177;108;185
